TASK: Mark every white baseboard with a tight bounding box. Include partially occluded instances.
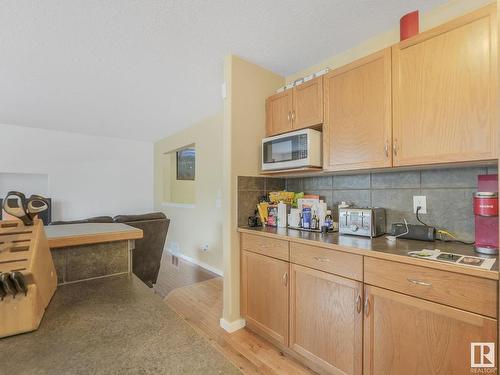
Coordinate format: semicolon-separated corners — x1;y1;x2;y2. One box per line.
175;253;224;277
220;317;246;333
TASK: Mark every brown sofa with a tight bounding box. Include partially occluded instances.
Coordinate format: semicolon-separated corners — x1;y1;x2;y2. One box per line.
49;212;169;288
113;213;169;287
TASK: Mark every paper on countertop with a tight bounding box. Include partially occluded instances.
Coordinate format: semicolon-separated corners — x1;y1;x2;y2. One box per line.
408;249;496;270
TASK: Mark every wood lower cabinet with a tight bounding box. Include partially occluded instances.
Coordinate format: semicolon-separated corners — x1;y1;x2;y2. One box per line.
290;264;363;375
363;285;497;375
392;5;497;166
240;250;289;345
324;48;392;171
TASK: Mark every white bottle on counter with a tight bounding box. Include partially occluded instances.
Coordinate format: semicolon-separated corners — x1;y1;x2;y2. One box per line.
317;200;327;228
277;201;287;228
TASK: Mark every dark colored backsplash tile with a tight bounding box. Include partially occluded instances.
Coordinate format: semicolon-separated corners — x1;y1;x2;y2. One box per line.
371;170;420;189
332;174;370;189
422;188;476;242
238;176;265;191
303;176;333;190
371;189;420;228
237;165;497;240
420;167;485;189
332;190;371;208
238;190;264;226
265;177;286;192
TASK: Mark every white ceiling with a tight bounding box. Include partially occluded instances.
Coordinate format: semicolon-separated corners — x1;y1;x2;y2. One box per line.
0;0;447;141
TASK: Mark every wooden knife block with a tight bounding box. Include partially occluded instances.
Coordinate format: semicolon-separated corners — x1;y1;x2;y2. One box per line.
0;219;57;338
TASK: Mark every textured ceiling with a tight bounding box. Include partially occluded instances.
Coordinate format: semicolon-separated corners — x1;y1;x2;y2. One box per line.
0;0;447;141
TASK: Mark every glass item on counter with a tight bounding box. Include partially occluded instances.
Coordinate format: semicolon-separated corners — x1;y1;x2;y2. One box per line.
325;210;333;230
302;207;312;229
267;205;278;227
311;211;319;230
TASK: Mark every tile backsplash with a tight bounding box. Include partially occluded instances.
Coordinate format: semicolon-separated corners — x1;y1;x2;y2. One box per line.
238;165;498;242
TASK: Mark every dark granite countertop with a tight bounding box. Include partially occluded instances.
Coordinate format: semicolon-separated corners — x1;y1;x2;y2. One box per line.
238;226;499;279
0;275;239;375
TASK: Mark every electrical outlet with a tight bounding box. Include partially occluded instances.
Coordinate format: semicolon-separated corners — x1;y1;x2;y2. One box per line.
201;244;209;252
413;196;427;214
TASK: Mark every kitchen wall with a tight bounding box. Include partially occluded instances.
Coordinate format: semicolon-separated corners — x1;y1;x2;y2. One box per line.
238;165;498;242
0;123;153;220
154;112;224;274
286;0;494;83
221;55;285;327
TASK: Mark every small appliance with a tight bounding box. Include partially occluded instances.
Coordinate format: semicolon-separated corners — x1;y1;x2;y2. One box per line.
391;223;436;241
339;207;386;238
474;174;499;255
262;128;322;171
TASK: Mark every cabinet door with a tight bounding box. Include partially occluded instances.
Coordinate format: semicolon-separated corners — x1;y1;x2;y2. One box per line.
324;49;392;171
241;250;289;345
266;90;293;136
392;5;497;166
292;76;323;130
290;264;363;375
363;285;497;375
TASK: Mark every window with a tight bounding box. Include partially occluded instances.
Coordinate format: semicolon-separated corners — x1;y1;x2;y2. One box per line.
176;147;195;180
161;144;196;206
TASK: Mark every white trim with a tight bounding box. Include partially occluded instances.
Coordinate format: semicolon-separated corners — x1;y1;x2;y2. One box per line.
176;253;224;276
161;202;196;209
220;318;246;333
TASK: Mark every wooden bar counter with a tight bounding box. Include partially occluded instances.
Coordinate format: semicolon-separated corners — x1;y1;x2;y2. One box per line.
45;223;143;285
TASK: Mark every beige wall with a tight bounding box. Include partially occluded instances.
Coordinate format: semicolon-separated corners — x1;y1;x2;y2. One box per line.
221;56;285;324
154;112;224;272
287;0;494;83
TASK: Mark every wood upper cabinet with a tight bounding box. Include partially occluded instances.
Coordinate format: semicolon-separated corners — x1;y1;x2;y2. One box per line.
241;250;289;345
363;285;497;375
324;48;392;171
292;77;324;130
290;264;363;375
266;77;323;136
392;5;497;166
266;89;293;136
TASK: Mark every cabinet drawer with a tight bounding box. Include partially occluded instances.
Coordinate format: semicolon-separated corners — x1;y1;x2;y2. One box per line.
241;233;289;261
290;242;363;281
364;257;497;318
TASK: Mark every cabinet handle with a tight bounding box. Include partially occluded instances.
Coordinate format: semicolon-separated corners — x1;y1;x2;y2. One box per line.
313;256;330;262
384;141;389;158
407;278;432;287
283;272;288;286
393;140;398;156
291;111;296;122
356;294;362;313
287;111;291;122
364;296;370;317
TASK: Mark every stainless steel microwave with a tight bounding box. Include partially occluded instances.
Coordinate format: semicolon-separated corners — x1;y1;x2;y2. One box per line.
261;129;322;171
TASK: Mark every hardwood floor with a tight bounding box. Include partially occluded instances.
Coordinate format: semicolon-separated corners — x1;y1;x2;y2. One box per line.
165;277;316;375
154;251;219;297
